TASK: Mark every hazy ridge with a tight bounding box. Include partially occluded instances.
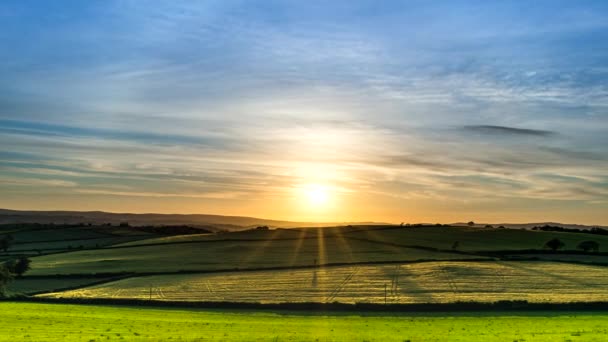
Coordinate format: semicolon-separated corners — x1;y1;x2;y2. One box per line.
0;208;385;230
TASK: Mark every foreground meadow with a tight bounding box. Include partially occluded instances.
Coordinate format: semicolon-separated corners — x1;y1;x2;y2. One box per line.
1;302;607;341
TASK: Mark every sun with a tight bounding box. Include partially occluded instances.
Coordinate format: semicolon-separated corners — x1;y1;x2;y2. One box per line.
303;184;329;206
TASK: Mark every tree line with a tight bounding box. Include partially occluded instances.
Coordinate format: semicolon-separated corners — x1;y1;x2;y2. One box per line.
544;238;600;252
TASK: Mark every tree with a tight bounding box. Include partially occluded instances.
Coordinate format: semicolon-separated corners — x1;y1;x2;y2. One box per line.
0;234;14;252
467;221;475;227
452;241;460;250
485;225;494;229
8;257;31;277
577;240;599;253
544;238;565;251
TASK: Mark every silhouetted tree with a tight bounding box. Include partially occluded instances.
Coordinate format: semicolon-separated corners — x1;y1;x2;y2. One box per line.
467;221;475;227
577;240;599;253
0;235;14;252
485;225;493;229
9;257;31;277
544;238;565;251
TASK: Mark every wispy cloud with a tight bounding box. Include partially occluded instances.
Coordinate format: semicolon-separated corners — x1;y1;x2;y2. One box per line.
462;125;555;137
0;1;607;223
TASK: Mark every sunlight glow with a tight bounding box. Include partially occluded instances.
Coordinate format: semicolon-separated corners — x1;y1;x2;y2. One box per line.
303;184;330;207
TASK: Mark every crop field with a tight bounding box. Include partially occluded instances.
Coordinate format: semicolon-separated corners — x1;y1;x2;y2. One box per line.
1;302;608;341
40;261;608;304
27;233;481;275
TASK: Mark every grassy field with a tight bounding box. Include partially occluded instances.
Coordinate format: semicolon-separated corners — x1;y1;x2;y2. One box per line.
1;302;607;341
1;225;156;258
24;225;608;277
343;226;608;252
115;225;608;252
40;261;608;304
27;232;480;275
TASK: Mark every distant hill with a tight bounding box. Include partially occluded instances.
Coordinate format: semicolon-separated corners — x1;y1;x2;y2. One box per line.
0;209;385;231
451;221;608;230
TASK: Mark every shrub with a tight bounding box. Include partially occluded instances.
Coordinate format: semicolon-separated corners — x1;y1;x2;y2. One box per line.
544;238;565;251
577;240;599;253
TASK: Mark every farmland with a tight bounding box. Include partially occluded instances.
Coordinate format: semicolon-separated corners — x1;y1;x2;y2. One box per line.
0;225;157;260
3;223;608;341
25;229;483;276
41;261;608;304
19;224;608;278
2;302;608;341
5;224;608;301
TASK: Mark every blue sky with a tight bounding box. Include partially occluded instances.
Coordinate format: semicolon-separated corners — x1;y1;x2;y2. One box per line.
1;1;607;223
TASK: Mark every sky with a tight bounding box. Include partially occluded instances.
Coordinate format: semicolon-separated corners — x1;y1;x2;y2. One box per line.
1;1;607;224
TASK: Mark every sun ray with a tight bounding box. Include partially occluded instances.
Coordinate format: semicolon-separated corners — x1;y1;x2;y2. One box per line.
238;228;282;268
316;227;327;266
288;229;307;267
333;227;355;263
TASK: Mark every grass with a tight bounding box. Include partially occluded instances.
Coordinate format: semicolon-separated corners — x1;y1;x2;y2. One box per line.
2;225;156;258
345;226;608;252
27;232;479;275
1;302;608;341
27;225;608;276
41;261;608;304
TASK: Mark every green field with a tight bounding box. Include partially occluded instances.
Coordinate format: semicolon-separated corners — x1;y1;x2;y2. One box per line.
40;261;608;303
23;225;608;279
27;231;480;276
343;226;608;252
1;302;607;341
1;225;156;259
115;226;608;252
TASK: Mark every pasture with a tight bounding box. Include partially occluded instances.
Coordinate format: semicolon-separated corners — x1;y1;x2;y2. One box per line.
0;225;157;259
1;302;607;341
26;231;481;276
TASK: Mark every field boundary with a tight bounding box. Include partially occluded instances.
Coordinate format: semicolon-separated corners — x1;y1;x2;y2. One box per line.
23;274;135;296
8;297;608;312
